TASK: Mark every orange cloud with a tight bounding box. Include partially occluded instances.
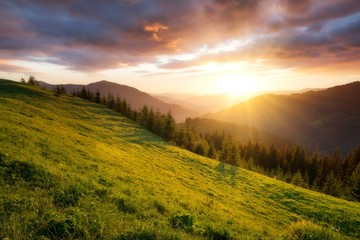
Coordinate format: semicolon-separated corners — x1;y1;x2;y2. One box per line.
166;39;181;50
144;22;168;41
0;60;32;73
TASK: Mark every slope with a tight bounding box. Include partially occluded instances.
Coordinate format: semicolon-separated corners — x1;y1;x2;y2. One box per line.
0;79;359;239
206;82;360;154
40;80;199;122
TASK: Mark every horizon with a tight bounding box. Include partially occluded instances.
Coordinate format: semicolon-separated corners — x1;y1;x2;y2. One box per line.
36;78;340;98
1;1;360;96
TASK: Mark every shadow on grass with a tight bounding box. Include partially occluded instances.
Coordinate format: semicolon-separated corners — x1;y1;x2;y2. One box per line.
0;153;57;189
216;162;238;186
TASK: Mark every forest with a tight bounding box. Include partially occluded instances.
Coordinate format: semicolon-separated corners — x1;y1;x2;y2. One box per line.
68;86;360;202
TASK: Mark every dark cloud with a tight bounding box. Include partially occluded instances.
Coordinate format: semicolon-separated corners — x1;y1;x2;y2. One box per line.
282;0;313;14
0;0;359;72
283;0;360;26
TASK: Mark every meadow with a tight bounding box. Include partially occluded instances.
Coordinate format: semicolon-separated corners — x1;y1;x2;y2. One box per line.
0;79;359;239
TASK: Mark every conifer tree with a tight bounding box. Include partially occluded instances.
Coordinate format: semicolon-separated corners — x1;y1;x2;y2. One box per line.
147;108;155;131
220;138;231;164
350;163;360;200
323;172;343;197
28;75;39;85
54;85;61;97
80;86;88;99
176;128;188;148
291;170;304;187
208;142;218;159
95;90;101;104
107;92;115;109
164;111;176;142
139;105;149;128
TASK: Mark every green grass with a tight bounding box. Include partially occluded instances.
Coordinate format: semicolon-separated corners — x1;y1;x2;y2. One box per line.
0;79;359;239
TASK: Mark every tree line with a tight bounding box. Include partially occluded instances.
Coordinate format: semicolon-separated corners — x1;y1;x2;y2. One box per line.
21;76;39;86
71;87;177;142
69;87;360;201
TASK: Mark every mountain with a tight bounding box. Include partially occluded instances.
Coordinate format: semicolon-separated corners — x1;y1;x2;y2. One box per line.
1;79;359;239
153;93;246;115
154;89;324;115
185;118;295;148
40;80;199;122
206;82;360;154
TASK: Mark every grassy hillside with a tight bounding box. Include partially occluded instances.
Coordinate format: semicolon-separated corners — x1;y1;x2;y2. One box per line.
0;79;359;239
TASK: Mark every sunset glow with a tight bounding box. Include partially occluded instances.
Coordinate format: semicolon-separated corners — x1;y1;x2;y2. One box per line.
0;1;359;95
220;73;260;97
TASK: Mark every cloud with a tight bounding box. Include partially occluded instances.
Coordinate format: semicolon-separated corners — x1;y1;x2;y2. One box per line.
144;22;169;41
0;0;359;72
0;62;32;73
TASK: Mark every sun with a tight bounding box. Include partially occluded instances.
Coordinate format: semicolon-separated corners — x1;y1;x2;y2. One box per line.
219;73;260;97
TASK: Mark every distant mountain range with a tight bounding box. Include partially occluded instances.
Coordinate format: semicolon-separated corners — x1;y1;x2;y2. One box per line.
40;80;360;154
40;80;199;122
152;93;245;114
153;88;324;115
205;82;360;154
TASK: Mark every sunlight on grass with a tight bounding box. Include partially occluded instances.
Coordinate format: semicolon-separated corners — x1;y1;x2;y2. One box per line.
0;79;359;239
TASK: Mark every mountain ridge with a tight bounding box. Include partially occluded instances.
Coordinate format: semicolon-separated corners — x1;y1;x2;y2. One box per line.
40;80;199;122
205;81;360;154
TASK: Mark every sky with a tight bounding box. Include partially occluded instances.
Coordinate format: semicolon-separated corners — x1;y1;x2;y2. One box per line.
0;0;360;96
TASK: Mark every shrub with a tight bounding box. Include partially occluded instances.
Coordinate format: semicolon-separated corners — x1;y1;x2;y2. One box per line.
37;215;87;239
0;153;5;163
153;200;166;214
53;185;84;207
169;214;194;233
203;224;234;240
95;187;111;199
1;158;56;189
115;227;157;240
98;175;113;187
285;221;336;240
1;198;28;217
113;197;137;213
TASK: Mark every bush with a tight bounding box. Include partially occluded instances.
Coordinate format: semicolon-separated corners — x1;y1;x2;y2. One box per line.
285;221;336;240
1;158;56;189
115;227;157;240
1;198;28;217
113;197;137;213
95;187;111;199
98;175;113;187
37;214;87;239
0;153;5;163
169;214;194;233
53;185;84;207
153;200;166;214
203;224;234;240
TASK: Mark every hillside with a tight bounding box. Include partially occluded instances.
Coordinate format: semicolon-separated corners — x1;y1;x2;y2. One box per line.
0;79;359;239
206;82;360;154
40;80;198;122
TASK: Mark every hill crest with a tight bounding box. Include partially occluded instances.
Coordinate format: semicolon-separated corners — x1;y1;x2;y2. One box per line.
40;80;199;122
